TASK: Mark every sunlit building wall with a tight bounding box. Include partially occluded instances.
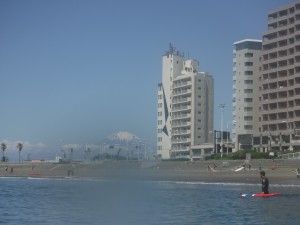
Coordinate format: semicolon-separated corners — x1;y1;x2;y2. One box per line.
157;45;214;159
256;1;300;151
232;39;262;151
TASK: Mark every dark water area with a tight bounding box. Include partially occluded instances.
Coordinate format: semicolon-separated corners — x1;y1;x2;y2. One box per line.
0;177;299;225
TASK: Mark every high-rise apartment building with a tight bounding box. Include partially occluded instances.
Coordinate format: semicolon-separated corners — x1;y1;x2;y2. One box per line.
157;45;214;159
233;39;262;151
254;1;300;151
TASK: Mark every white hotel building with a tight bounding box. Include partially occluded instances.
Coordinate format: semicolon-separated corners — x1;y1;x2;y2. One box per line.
157;45;214;159
232;39;262;150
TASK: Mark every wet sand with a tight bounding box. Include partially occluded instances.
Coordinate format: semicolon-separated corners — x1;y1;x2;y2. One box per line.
1;159;300;185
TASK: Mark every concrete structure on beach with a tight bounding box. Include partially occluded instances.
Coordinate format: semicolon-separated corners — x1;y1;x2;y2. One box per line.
157;44;214;160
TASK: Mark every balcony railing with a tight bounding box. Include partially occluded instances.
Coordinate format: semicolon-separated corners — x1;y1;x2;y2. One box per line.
172;105;192;112
172;81;192;89
172;122;191;128
172;89;192;97
171;138;191;144
172;97;192;104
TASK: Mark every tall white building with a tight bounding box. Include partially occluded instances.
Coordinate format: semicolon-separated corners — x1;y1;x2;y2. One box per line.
232;39;262;150
157;45;214;159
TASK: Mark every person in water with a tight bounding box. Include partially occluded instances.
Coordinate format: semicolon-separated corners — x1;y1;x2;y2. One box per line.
260;170;269;194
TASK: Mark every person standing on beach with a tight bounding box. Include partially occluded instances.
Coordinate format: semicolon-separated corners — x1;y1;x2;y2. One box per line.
213;163;217;170
260;171;269;194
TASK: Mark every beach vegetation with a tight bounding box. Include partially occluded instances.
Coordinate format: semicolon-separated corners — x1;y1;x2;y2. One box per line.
162;158;190;162
206;149;272;160
17;143;23;163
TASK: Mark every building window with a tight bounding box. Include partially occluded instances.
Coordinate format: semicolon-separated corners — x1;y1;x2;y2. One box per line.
245;71;253;75
244;98;253;102
245;62;253;66
244;80;253;84
158;137;162;142
244;107;253;112
244;116;253;121
244;89;253;93
244;125;253;130
245;53;253;57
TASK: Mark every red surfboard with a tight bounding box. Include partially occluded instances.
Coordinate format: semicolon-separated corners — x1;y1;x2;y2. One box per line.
240;193;279;197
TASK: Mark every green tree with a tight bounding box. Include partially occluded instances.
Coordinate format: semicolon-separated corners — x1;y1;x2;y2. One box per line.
1;143;7;162
17;143;23;163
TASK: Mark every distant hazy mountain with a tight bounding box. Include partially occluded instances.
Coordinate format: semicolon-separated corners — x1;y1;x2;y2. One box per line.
100;131;143;148
107;131;140;142
98;131;146;159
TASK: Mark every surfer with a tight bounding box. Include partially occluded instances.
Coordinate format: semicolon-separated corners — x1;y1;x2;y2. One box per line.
260;170;269;194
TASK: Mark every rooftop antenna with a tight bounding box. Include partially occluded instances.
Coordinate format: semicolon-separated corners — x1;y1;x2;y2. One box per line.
169;42;176;54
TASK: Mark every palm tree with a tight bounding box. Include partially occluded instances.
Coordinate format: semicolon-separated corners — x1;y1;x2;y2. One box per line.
17;142;23;163
1;143;7;162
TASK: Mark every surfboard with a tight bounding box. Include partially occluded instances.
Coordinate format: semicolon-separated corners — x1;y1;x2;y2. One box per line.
240;193;279;197
235;167;244;171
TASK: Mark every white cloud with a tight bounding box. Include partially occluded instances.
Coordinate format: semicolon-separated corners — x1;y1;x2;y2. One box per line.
36;142;47;148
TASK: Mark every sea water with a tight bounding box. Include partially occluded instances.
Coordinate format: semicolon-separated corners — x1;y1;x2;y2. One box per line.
0;177;299;225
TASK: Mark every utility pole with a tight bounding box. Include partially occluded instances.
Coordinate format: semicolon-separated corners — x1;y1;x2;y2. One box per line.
218;104;226;159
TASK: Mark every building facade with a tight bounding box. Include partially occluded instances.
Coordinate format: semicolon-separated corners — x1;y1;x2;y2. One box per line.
232;39;262;151
157;45;214;159
253;1;300;152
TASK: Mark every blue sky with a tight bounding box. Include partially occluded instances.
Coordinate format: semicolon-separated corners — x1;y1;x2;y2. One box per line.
0;0;294;160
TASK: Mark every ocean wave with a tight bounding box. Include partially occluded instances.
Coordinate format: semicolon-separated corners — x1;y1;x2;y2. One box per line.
155;180;300;188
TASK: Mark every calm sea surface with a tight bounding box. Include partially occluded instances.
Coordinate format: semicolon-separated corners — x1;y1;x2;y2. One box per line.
0;177;299;225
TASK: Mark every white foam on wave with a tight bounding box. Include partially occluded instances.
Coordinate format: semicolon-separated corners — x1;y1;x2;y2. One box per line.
26;176;102;182
156;180;300;188
0;176;26;180
2;176;300;188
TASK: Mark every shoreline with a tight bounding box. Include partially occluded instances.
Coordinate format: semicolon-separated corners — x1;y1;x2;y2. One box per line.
1;176;300;188
0;159;300;185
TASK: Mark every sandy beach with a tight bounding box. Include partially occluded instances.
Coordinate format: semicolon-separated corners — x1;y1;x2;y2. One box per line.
1;159;300;185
